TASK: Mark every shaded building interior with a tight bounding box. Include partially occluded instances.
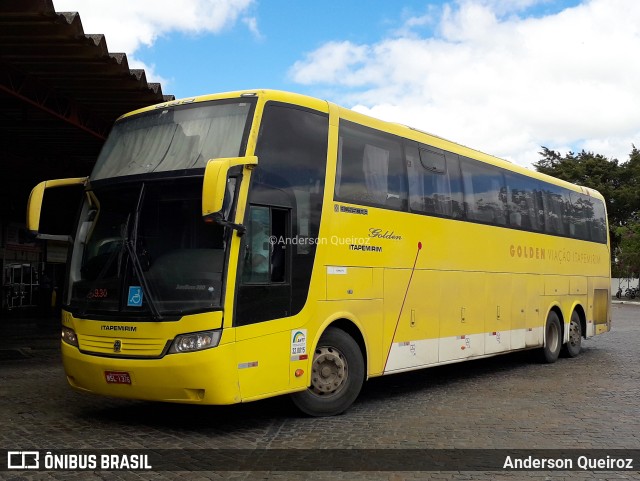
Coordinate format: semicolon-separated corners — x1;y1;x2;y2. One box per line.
0;0;174;318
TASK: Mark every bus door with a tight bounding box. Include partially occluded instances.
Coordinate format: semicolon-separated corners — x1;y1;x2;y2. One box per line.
234;203;292;400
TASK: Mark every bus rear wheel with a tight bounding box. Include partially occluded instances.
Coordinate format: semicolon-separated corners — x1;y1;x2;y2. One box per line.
291;327;364;417
561;310;582;358
539;311;562;363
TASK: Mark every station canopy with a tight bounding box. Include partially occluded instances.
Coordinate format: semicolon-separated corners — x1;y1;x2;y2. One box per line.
0;0;174;224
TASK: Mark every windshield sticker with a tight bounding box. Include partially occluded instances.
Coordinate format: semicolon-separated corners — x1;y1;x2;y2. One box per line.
127;286;143;307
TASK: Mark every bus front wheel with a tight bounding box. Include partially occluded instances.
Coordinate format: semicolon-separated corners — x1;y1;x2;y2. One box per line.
291;327;364;417
540;311;562;363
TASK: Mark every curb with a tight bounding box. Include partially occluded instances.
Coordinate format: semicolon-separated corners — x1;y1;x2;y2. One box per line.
612;299;640;306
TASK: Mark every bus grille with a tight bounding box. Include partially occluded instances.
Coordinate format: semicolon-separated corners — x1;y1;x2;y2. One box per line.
78;335;168;358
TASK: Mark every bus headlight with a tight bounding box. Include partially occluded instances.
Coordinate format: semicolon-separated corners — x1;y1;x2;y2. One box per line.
169;330;221;353
61;326;79;347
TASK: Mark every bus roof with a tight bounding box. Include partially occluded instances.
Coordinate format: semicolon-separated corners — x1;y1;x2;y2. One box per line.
118;88;605;202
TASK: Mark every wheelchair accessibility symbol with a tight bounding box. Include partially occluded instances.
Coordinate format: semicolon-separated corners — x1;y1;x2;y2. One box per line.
127;286;143;307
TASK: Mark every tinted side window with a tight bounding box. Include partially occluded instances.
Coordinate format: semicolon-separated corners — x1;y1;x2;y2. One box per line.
569;192;607;243
568;192;592;241
505;173;544;232
542;185;570;236
407;143;463;219
590;198;608;243
407;144;449;216
460;157;507;226
335;122;406;210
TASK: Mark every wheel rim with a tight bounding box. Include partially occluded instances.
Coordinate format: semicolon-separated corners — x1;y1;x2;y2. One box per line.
569;319;581;347
310;346;348;396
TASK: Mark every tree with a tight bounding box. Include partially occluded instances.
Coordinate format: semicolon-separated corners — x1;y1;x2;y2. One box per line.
615;221;640;282
616;146;640;224
534;147;626;227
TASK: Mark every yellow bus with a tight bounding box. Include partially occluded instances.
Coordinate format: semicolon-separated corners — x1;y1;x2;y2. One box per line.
27;89;611;416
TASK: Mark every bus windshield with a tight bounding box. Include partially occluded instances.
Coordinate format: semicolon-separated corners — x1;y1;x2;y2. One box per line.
90;99;254;181
66;177;234;318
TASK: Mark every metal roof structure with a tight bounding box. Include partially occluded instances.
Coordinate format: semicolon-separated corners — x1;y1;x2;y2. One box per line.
0;0;174;224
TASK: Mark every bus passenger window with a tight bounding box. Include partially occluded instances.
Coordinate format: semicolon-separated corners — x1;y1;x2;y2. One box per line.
460;157;507;226
407;143;454;217
542;186;570;236
363;144;390;205
335;121;406;210
568;192;591;240
589;199;608;243
505;173;543;232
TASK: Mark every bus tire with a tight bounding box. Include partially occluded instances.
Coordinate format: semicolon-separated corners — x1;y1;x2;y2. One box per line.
561;310;582;358
291;327;364;417
539;311;562;363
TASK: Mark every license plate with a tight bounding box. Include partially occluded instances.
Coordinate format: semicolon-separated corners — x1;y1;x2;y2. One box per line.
105;371;132;384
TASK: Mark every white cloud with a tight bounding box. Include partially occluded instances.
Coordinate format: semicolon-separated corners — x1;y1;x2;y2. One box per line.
53;0;255;83
290;41;371;86
289;0;640;168
242;16;263;40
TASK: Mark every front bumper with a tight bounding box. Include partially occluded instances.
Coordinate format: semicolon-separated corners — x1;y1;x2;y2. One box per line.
62;341;240;404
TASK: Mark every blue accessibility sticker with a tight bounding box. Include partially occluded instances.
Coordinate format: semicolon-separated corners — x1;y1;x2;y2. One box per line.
127;286;143;307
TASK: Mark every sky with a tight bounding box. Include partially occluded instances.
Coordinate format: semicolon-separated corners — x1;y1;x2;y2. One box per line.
53;0;640;169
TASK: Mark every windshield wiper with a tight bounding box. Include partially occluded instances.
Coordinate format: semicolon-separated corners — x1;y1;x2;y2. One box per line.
127;183;163;321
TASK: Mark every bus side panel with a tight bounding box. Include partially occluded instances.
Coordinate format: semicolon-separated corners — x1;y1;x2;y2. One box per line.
589;277;611;336
525;275;543;347
484;273;512;354
438;271;485;363
545;275;569;296
569;276;587;296
326;267;374;300
510;275;527;349
383;269;440;373
236;325;290;401
313;299;384;376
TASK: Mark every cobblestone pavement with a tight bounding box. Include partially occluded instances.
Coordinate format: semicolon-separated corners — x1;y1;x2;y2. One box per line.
1;304;639;480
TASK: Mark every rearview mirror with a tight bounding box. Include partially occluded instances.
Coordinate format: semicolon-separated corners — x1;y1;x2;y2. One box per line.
27;177;87;241
202;156;258;218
